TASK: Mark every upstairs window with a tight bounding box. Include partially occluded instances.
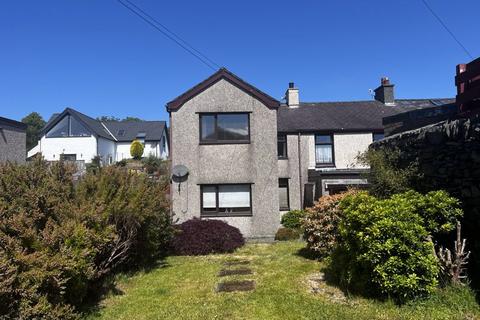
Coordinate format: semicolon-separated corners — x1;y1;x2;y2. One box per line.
200;113;249;144
277;134;287;158
373;132;385;142
315;134;334;166
46;115;90;138
136;131;146;144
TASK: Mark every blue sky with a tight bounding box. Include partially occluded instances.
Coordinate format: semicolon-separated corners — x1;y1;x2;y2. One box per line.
1;1;479;122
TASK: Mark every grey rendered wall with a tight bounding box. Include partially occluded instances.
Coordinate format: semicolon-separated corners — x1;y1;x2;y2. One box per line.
171;79;279;239
0;126;26;164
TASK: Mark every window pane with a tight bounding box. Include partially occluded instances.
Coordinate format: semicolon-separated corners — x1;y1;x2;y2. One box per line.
202;186;216;208
315;135;332;144
278;134;287;157
279;179;289;210
217;114;248;141
70;117;90;137
46;116;70;137
218;185;250;208
373;133;384;141
316;145;333;164
201;115;216;140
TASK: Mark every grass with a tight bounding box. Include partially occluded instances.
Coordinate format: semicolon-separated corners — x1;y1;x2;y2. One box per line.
86;241;480;320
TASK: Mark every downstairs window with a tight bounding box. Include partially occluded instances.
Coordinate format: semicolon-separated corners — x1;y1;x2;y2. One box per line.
201;184;252;216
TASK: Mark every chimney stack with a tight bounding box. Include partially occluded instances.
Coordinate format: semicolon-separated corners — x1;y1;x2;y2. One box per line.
374;77;395;105
286;82;299;108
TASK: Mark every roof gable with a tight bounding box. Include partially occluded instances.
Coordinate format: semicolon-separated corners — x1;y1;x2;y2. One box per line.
166;68;279;112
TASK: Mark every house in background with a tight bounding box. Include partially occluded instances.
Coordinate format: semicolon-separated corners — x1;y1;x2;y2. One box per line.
167;68;453;240
0;116;27;164
27;107;168;165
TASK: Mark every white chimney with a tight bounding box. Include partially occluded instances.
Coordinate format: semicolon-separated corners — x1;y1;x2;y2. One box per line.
286;82;299;108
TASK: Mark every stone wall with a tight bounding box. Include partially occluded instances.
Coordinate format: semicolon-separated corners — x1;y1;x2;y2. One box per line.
0;126;26;164
373;114;480;286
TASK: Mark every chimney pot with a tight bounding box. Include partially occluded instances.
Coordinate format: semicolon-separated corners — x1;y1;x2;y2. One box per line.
289;82;295;89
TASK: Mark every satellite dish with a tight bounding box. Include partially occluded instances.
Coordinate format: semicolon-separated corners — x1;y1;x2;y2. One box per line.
172;165;189;184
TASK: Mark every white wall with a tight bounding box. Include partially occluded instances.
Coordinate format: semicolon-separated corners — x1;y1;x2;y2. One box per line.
37;135;97;163
160;130;169;159
98;137;116;165
307;132;373;169
115;141;161;161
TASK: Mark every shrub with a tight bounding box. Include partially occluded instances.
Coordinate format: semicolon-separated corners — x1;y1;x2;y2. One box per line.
333;191;456;303
302;191;356;257
357;148;421;198
0;159;173;318
130;139;144;160
281;210;305;230
171;219;244;255
275;227;300;241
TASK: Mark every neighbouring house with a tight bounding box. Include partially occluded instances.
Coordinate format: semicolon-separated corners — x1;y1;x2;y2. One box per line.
27;107;169;165
0;116;27;164
167;68;453;239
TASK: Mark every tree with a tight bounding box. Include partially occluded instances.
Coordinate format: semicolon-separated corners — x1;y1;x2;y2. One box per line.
97;116;143;122
22;112;46;151
122;117;142;122
130;140;144;160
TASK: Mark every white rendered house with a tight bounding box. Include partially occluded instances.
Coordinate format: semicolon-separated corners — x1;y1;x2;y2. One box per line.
28;108;168;165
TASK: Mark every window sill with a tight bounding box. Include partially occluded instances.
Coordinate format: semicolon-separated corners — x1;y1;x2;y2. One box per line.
201;212;252;218
316;164;335;168
199;141;250;145
280;207;290;212
278;157;288;160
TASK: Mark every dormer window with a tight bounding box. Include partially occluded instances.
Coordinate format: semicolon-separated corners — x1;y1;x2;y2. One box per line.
46;115;90;138
136;131;146;144
117;129;125;137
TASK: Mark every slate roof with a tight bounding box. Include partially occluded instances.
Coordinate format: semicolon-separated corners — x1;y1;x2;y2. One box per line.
0;116;27;131
103;121;166;142
166;68;280;111
277;98;455;133
43;108;166;142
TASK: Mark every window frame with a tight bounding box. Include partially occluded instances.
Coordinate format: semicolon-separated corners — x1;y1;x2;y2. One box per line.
200;183;253;217
278;178;290;211
315;133;335;167
46;115;91;138
60;154;77;161
277;133;288;159
198;112;251;145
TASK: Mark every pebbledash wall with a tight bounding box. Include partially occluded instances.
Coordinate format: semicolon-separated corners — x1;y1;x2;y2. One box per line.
372;114;480;286
170;79;279;240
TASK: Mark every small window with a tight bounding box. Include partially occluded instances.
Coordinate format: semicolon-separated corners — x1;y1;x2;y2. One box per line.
373;132;385;142
279;179;290;211
315;134;334;166
199;113;250;144
277;134;287;158
117;129;125;137
136;131;146;144
60;154;77;161
201;184;252;216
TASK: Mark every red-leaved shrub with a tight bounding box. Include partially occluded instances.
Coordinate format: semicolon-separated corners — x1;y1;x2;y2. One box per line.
171;219;245;255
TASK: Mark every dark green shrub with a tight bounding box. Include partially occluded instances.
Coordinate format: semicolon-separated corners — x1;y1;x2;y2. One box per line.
0;159;173;318
281;210;305;229
333;190;463;303
171;219;244;255
275;227;300;241
302;191;356;257
130;139;144;160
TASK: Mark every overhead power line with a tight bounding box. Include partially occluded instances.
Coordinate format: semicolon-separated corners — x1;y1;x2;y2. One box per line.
116;0;220;70
421;0;473;60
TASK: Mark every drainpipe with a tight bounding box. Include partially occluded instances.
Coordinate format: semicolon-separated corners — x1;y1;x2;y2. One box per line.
297;133;303;209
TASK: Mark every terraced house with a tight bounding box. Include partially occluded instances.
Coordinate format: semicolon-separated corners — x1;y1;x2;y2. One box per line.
168;68;453;240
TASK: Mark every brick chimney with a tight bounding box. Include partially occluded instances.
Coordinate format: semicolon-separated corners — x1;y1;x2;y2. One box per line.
285;82;299;108
374;77;395;105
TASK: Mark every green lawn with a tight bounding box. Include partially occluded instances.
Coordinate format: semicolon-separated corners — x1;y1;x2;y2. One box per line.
86;241;480;320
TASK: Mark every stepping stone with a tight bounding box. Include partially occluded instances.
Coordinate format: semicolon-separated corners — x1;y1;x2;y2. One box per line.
223;260;250;266
218;268;253;277
216;280;255;292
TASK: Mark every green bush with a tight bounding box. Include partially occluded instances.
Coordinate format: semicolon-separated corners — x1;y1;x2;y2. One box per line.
0;159;173;318
332;190;463;303
275;227;300;241
130;139;144;160
302;191;356;257
281;210;305;230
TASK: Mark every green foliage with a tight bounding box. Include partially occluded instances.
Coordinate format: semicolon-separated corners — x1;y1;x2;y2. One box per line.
130;140;144;160
331;190;463;303
275;227;300;241
86;155;102;174
22;112;46;151
142;154;165;175
357;148;421;198
302;191;356;257
281;210;306;230
0;159;173;318
97;116;143;122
